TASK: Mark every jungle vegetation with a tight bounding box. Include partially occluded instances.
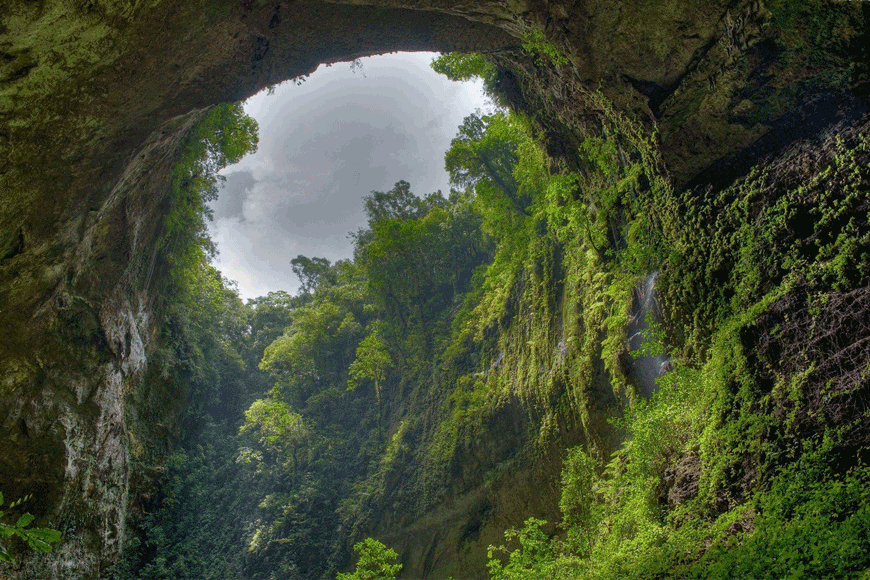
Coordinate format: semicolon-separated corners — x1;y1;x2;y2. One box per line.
111;48;870;580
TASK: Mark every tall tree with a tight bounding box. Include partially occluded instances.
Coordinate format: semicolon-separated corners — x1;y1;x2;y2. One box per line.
445;112;527;213
362;180;446;224
347;326;393;429
291;255;335;295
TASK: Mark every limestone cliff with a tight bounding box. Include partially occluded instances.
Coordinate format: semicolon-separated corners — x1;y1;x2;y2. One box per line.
0;0;865;578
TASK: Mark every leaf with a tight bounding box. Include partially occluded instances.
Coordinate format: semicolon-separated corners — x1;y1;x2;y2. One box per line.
9;494;30;509
16;513;35;528
26;527;62;544
23;527;62;553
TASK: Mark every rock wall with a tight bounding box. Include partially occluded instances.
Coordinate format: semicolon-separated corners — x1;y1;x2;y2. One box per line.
1;111;203;577
0;0;864;577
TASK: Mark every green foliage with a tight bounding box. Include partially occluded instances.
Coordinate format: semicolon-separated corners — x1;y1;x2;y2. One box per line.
486;316;868;579
487;518;556;580
143;101;260;436
430;52;504;104
244;290;301;367
291;255;336;295
446;112;529;223
359;206;452;321
239;399;308;460
162;103;258;290
348;327;392;398
260;293;363;410
114;102;289;578
353;181;490;345
0;493;61;564
431;53;495;83
115;447;248;579
481;115;870;580
336;537;402;580
766;0;863;58
696;442;870;579
117;55;870;580
168;264;252;432
115;272;270;579
558;448;598;538
433;96;670;476
361;179;446;223
247;259;387;576
521;29;569;67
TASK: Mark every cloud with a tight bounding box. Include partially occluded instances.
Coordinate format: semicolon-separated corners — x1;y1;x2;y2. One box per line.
211;170;255;220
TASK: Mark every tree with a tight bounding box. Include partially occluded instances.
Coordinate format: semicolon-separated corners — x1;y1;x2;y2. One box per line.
347;327;393;426
336;538;402;580
430;52;506;106
244;290;299;367
364;180;427;223
445;112;529;214
487;518;555;580
162;102;259;285
239;399;309;463
291;255;335;295
430;53;494;83
355;181;447;245
353;182;490;334
186;102;260;209
171;101;259;220
260;300;359;409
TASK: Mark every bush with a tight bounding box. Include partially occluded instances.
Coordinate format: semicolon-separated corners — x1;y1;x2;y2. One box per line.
337;537;402;580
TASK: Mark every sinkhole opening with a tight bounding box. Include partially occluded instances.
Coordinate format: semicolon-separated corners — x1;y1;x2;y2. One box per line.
206;51;492;300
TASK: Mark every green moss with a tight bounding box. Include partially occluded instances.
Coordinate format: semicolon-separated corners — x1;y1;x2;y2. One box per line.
768;0;862;53
521;29;569;67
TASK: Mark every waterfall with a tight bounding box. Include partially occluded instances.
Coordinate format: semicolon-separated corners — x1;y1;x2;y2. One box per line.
626;271;670;398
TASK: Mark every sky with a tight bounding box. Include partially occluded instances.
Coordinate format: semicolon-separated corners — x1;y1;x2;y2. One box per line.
207;52;490;300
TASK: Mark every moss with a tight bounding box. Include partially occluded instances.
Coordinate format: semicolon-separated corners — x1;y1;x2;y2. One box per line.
768;0;862;53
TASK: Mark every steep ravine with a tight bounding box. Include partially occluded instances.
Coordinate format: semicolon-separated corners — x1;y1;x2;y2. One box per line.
1;1;867;578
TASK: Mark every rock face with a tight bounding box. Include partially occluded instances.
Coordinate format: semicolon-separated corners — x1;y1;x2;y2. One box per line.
0;0;864;577
0;111;204;577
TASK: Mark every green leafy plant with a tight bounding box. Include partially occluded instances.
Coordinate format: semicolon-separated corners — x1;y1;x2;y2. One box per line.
348;327;393;405
522;30;569;67
487;518;556;580
0;493;61;564
430;52;505;105
337;537;403;580
161;103;259;289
